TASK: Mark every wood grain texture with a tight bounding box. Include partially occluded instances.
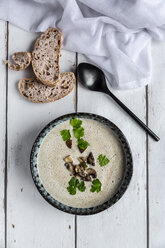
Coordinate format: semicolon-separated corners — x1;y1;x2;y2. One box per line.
1;22;165;248
6;24;76;248
0;20;7;248
148;41;165;248
77;54;147;248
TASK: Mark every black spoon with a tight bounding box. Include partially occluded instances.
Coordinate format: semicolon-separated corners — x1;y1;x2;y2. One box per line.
77;63;160;142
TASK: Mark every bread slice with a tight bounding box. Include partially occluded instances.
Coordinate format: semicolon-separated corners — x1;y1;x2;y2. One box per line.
18;72;75;103
32;28;63;86
4;52;31;71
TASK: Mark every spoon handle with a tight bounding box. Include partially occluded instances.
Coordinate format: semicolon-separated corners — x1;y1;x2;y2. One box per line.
106;90;160;141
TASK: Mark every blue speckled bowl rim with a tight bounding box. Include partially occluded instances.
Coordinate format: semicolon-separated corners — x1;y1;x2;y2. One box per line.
30;112;133;215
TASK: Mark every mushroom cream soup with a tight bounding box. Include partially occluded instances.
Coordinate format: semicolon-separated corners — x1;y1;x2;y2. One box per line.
37;118;125;208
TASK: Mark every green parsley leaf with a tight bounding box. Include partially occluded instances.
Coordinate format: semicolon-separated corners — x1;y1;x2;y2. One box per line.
90;179;102;193
73;127;84;139
60;129;71;141
67;177;79;195
77;181;86;192
67;177;86;195
97;154;110;167
78;138;89;150
67;185;76;195
69;177;79;187
70;118;82;128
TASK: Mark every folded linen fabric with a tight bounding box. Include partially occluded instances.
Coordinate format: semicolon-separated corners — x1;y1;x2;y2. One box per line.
1;0;165;89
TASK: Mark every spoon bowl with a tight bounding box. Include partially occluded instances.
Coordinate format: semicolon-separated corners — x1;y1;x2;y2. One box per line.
78;63;108;92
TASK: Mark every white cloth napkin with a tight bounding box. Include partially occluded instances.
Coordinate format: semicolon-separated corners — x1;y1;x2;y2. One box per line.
1;0;165;90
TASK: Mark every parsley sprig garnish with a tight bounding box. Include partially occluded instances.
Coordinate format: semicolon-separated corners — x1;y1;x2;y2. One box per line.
60;129;71;141
97;154;110;166
77;181;86;192
70;118;89;151
70;118;82;128
78;138;89;150
73;127;84;139
67;177;86;195
90;179;102;193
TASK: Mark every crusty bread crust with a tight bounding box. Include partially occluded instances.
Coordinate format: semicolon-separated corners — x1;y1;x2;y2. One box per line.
32;28;63;86
18;72;75;103
4;52;32;71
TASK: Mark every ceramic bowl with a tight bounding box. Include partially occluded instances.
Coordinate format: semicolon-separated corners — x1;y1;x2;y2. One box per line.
30;112;133;215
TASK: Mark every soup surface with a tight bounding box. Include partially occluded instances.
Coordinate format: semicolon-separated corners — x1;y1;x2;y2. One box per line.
38;118;125;208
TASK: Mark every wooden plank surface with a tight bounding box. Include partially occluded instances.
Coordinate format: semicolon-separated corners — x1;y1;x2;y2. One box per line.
148;41;165;248
0;20;7;248
77;54;147;248
1;21;165;248
6;24;76;248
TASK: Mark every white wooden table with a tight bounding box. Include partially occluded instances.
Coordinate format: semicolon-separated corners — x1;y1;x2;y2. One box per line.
0;21;165;248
